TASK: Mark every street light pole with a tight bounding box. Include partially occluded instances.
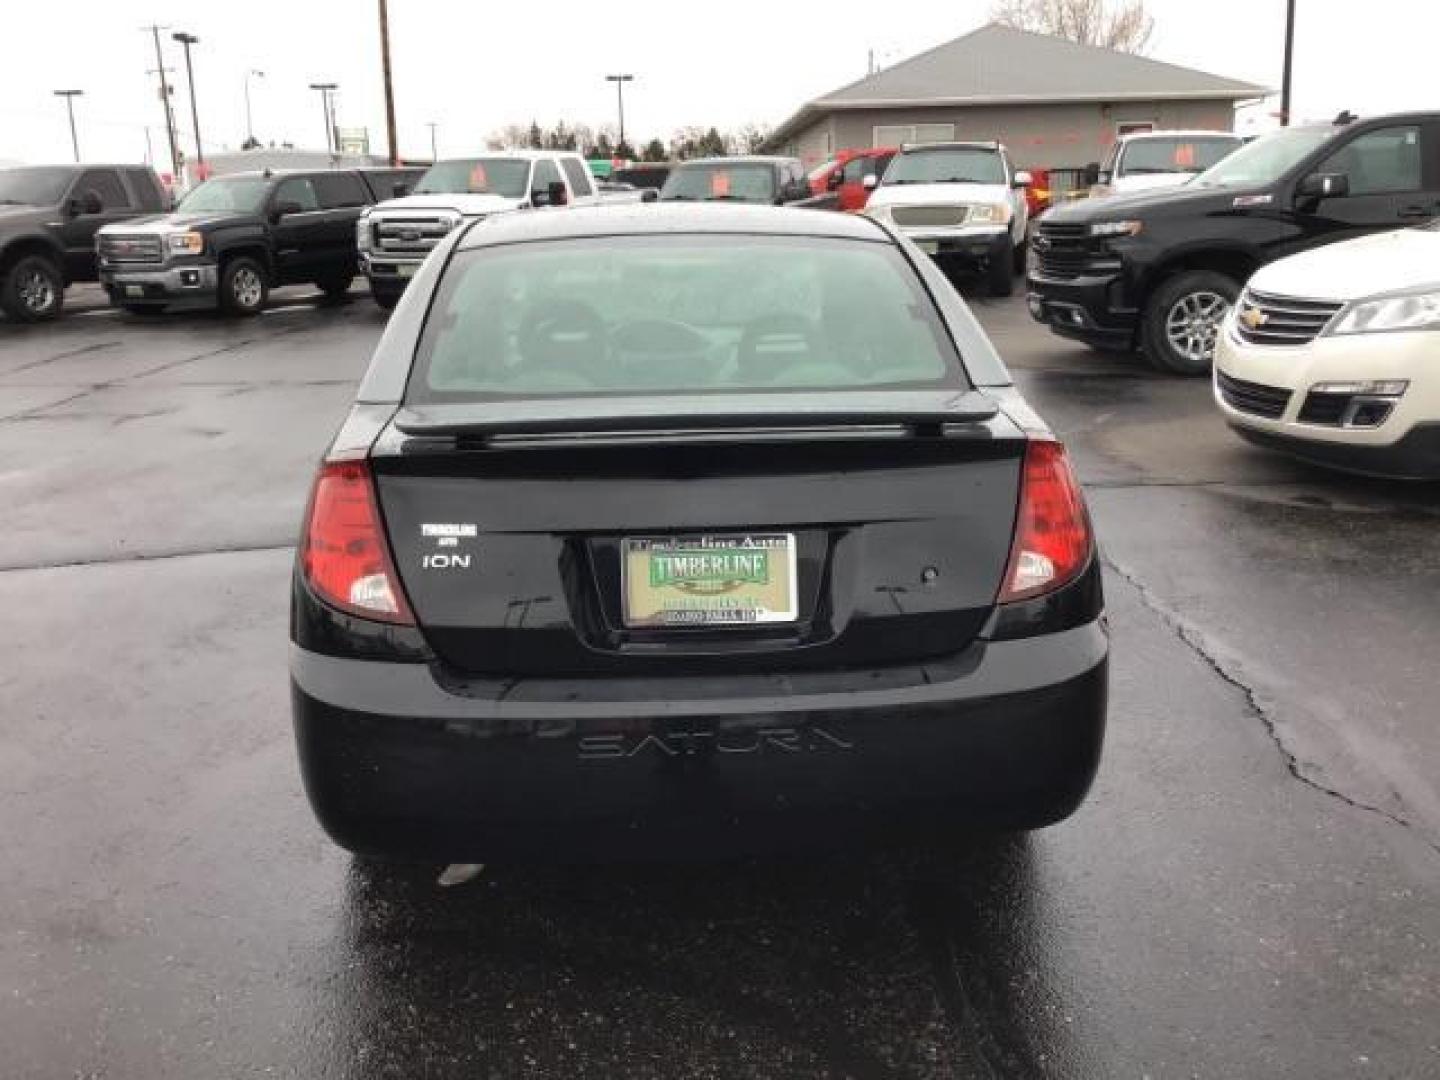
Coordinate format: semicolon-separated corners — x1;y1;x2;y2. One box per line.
427;122;438;162
605;74;634;153
53;90;83;162
244;70;264;146
143;25;182;184
378;0;399;165
309;82;338;153
1280;0;1296;126
171;32;204;173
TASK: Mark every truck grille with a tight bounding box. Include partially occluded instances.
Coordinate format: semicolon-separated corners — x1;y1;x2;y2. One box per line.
890;205;969;229
1234;289;1343;347
372;213;461;256
1216;371;1291;419
1032;221;1093;280
99;234;163;265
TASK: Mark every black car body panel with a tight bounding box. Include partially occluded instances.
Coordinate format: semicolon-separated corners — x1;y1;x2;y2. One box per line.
1027;113;1440;351
290;205;1108;860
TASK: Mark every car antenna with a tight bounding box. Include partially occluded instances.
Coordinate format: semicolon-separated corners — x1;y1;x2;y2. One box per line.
1333;110;1357;125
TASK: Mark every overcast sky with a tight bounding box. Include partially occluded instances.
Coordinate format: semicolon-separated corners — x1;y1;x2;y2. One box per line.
3;0;1437;167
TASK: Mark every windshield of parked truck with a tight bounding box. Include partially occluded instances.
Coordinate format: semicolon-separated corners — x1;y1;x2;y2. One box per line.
411;235;961;401
0;166;74;206
176;177;271;214
1193;126;1336;188
660;163;777;203
1118;136;1241;176
415;158;532;198
884;148;1006;186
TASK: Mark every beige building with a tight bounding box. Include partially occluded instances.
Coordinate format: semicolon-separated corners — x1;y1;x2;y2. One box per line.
769;24;1268;173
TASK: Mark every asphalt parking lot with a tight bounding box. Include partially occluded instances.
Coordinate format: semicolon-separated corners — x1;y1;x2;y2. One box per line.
2;282;1438;1079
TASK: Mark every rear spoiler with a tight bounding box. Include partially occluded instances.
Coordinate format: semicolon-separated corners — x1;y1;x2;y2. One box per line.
393;390;1000;441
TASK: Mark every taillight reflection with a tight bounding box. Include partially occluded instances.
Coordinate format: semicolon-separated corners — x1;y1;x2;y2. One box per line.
301;460;414;625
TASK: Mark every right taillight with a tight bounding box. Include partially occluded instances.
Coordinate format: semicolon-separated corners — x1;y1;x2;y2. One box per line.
300;460;414;625
999;440;1093;603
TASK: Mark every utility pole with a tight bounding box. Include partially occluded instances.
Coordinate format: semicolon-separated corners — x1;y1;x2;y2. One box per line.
143;25;181;184
53;90;83;162
378;0;399;165
244;70;264;147
427;121;438;162
605;74;634;153
1280;0;1296;126
172;32;204;173
309;83;338;153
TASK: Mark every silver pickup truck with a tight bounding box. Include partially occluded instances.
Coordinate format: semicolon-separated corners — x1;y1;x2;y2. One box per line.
357;150;602;310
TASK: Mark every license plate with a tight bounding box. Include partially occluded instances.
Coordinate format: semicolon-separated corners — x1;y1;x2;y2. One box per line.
915;240;939;254
622;534;798;628
397;263;417;278
124;285;144;297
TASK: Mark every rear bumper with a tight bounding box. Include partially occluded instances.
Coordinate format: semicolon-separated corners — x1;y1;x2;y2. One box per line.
290;622;1109;860
1026;271;1137;350
100;261;218;306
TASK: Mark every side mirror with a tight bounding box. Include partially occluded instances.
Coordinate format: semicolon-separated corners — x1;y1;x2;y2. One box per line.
392;182;411;198
1083;162;1101;187
548;181;569;207
640;188;659;203
1013;170;1033;188
826;170;843;191
862;174;879;191
1297;172;1350;201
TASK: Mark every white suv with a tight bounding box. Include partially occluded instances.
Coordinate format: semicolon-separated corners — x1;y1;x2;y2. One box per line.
357;150;601;310
1214;222;1440;479
863;142;1030;295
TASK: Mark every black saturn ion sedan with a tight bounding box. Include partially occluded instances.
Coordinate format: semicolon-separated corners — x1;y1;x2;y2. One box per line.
291;204;1107;861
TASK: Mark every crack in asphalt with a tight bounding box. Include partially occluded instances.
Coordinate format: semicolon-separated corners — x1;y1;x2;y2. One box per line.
1102;554;1440;860
0;541;294;574
3;340;121;375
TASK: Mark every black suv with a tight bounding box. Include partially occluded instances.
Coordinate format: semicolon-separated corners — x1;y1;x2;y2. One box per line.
658;156;812;205
96;169;390;316
0;164;167;322
1028;112;1440;373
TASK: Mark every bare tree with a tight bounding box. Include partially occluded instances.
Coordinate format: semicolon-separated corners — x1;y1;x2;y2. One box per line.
991;0;1154;54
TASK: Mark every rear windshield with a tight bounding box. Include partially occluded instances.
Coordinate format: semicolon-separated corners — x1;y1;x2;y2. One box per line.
415;158;531;197
408;235;964;402
660;164;776;203
1118;136;1241;176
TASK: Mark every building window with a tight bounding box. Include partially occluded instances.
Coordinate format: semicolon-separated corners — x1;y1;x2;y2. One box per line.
873;123;955;147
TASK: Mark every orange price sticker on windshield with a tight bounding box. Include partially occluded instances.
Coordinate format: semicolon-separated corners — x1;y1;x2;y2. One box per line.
711;171;731;197
468;164;489;192
1174;143;1196;168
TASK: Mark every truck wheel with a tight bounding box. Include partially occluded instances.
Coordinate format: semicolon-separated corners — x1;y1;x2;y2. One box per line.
219;256;269;316
1;254;65;323
1143;270;1239;376
316;274;353;302
987;239;1016;297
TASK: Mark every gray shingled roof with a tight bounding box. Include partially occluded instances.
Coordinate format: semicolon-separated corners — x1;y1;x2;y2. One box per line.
771;23;1268;144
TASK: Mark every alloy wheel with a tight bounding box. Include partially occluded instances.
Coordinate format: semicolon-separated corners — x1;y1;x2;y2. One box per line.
1164;290;1229;368
232;267;263;309
19;268;57;315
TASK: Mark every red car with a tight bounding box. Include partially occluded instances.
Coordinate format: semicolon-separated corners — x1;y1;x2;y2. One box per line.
807;147;898;211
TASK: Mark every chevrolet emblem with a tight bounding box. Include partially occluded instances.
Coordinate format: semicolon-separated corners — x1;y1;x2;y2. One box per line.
1240;305;1267;330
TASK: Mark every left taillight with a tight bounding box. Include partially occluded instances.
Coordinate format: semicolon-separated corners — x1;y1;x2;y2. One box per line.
998;440;1094;604
300;460;414;625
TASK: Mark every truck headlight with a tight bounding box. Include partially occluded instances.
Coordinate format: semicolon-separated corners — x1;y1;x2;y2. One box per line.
356;214;372;252
968;203;1011;224
1328;289;1440;335
1089;220;1142;238
167;231;205;255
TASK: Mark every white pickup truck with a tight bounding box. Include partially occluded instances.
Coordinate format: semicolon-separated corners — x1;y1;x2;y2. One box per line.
357;150;602;310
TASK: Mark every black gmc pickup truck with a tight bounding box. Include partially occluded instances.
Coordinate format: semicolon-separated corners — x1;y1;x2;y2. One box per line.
96;168;399;316
1027;112;1440;373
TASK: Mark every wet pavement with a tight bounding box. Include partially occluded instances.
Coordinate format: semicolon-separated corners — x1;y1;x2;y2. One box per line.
2;284;1438;1078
